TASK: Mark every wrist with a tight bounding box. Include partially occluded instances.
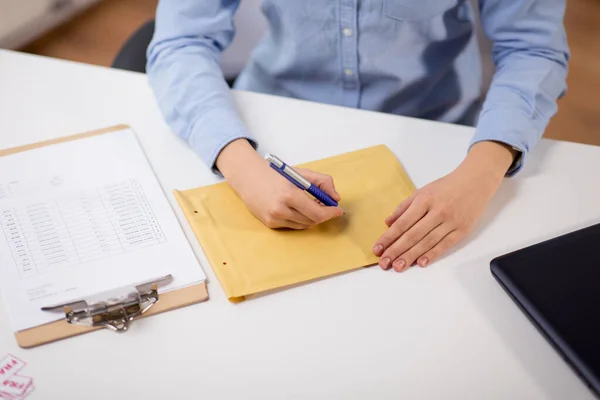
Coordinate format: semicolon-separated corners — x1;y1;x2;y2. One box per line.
215;138;264;186
458;141;517;188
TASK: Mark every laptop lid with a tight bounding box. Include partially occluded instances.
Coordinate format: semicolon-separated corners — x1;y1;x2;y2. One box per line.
490;223;600;396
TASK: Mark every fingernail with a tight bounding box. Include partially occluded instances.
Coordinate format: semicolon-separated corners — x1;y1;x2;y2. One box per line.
393;259;406;272
373;244;383;255
380;257;391;269
418;257;429;268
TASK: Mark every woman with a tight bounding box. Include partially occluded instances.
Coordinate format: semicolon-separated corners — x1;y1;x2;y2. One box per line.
146;0;569;272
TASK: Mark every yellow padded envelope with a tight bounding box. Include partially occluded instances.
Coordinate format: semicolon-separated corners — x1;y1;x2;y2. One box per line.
174;145;415;302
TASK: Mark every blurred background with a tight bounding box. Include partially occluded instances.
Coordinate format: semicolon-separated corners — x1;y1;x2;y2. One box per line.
1;0;597;146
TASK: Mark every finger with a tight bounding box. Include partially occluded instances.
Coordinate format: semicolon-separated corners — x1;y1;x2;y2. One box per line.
385;195;415;227
391;224;453;272
373;198;429;257
416;231;463;268
378;212;443;270
267;203;316;226
288;191;343;223
297;168;341;202
281;220;310;230
265;202;312;228
263;214;309;230
288;208;316;226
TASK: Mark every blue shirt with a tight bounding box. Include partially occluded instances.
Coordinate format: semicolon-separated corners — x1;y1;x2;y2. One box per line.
146;0;569;176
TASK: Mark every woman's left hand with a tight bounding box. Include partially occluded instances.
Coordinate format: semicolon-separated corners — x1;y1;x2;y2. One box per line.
372;141;517;272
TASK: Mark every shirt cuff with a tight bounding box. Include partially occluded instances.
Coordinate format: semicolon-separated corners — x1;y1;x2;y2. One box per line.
469;107;537;177
187;107;258;175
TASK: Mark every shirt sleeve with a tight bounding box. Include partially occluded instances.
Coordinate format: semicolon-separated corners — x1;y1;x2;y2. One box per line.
471;0;570;176
146;0;257;174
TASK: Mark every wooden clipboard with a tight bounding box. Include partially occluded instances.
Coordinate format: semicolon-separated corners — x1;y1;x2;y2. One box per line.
0;125;209;349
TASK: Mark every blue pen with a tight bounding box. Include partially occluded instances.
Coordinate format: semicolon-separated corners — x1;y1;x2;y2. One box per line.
265;154;339;207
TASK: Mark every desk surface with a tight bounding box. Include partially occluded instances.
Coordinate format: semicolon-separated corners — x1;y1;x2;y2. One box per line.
1;49;599;400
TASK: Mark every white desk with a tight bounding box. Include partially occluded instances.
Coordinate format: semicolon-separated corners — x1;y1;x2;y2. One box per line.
0;49;599;399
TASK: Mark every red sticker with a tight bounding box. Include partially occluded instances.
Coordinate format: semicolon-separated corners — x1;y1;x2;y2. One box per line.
0;355;34;400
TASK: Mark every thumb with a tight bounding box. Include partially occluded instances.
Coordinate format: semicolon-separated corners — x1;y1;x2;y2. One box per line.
296;168;341;202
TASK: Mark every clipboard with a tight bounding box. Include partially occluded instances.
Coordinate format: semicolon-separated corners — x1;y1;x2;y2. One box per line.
0;125;209;349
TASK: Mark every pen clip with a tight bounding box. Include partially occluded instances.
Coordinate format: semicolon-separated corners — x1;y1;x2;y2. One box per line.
264;153;338;206
268;164;305;190
265;154;308;189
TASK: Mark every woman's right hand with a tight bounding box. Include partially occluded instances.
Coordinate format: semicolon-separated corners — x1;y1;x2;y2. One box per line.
216;139;344;229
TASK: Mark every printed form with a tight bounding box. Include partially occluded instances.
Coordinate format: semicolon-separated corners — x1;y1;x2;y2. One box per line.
0;128;206;332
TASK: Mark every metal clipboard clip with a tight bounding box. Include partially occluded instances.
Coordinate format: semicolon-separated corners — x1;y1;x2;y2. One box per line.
41;274;173;333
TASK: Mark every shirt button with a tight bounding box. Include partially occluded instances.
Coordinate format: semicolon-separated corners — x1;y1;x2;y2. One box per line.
344;68;353;77
342;28;352;37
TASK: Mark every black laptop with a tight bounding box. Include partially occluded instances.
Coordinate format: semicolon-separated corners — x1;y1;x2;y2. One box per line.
490;222;600;396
